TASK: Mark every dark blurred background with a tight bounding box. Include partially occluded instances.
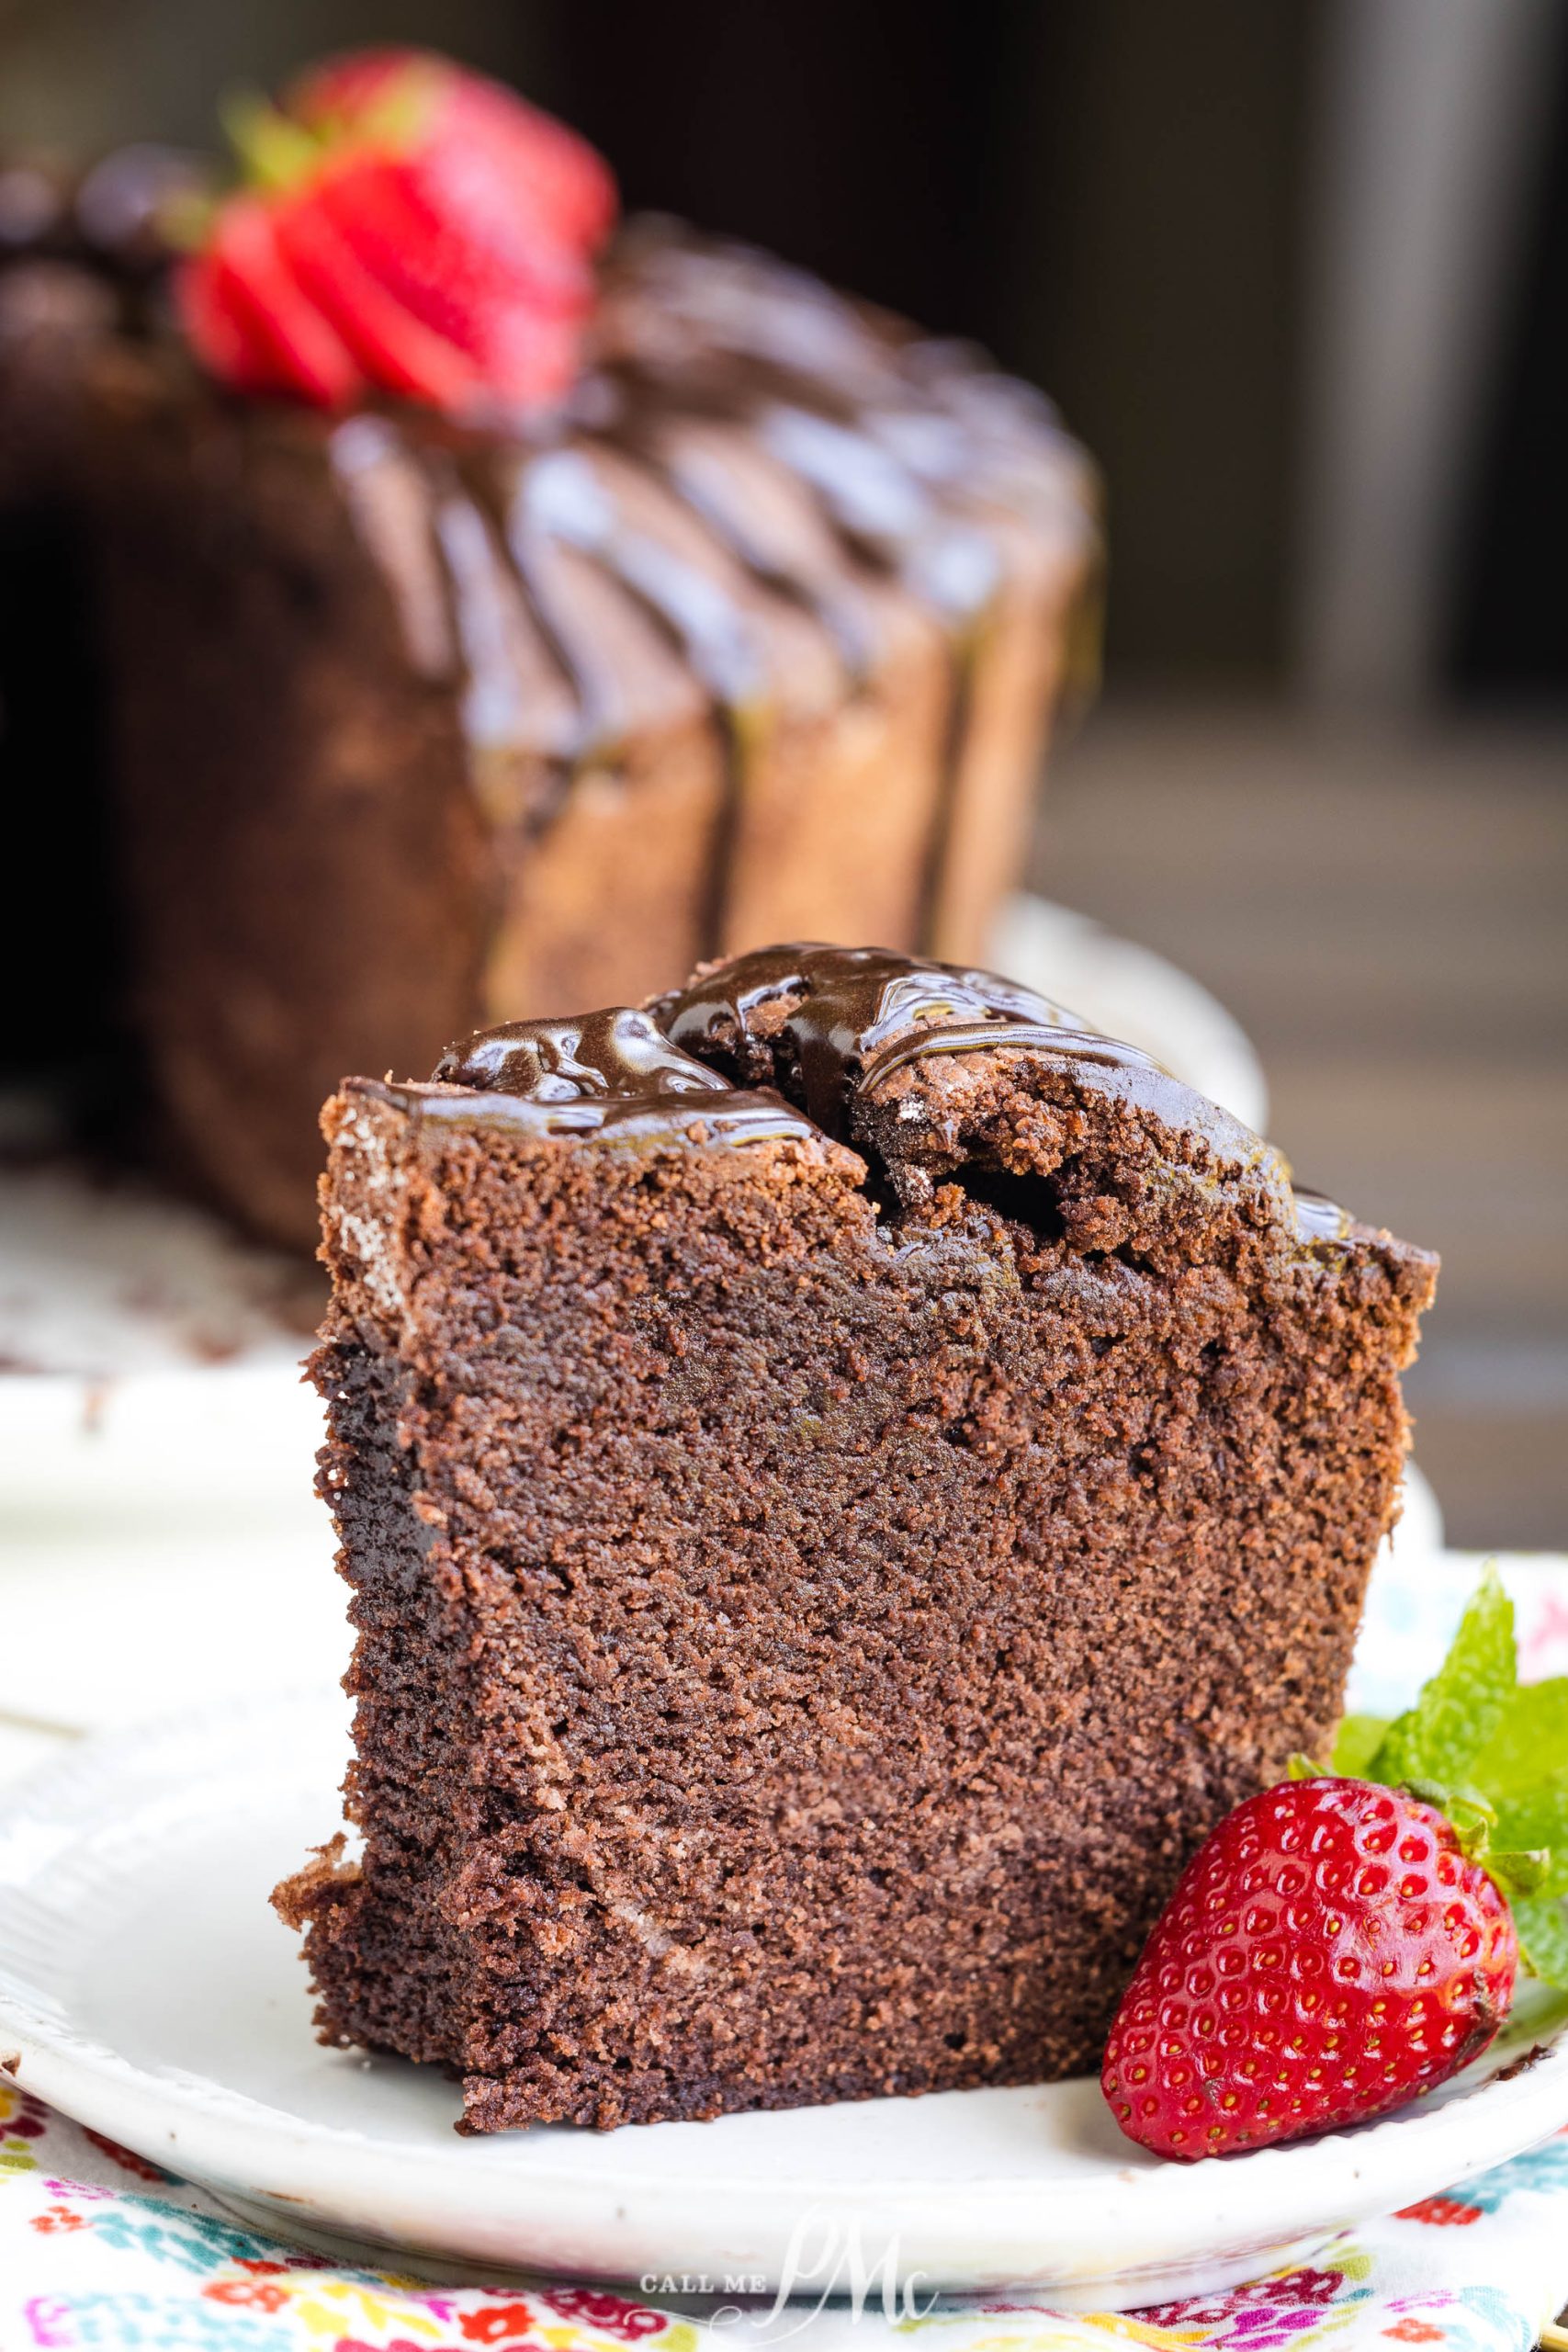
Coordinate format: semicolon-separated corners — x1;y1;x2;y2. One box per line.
2;0;1564;1543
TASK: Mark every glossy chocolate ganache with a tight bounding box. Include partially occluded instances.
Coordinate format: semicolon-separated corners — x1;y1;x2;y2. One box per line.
419;944;1348;1244
433;946;1111;1139
336;227;1098;960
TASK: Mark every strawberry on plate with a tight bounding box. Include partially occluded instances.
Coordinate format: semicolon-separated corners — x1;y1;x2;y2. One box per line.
1103;1570;1568;2159
175;49;616;417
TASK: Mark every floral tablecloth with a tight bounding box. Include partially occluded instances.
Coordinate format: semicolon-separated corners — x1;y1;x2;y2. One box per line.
4;2100;1567;2352
4;1551;1567;2352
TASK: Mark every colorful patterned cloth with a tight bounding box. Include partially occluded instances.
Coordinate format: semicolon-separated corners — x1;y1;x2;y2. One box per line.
3;2098;1567;2351
5;1553;1567;2351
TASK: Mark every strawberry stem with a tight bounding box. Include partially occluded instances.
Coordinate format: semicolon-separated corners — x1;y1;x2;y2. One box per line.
220;89;324;195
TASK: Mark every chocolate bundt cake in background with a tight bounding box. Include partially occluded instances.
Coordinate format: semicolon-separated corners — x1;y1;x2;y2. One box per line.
0;74;1097;1251
277;944;1435;2132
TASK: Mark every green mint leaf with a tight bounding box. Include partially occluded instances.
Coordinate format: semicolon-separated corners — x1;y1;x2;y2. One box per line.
1370;1566;1516;1787
1340;1571;1566;1951
1471;1678;1568;1804
1489;1785;1568;1893
1511;1892;1568;1992
1332;1713;1390;1777
1470;1679;1568;1888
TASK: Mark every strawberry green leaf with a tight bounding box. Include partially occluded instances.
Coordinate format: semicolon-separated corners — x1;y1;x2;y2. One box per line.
1370;1567;1516;1788
1511;1892;1568;1992
1404;1783;1496;1860
1483;1848;1552;1900
1332;1713;1389;1777
221;90;325;195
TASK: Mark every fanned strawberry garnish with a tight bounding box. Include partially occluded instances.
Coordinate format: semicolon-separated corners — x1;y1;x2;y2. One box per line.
188;195;360;406
289;49;617;256
175;49;616;417
269;187;478;411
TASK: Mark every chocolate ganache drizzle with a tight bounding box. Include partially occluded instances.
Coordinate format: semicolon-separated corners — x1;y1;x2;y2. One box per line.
435;1006;727;1102
430;944;1162;1152
425;945;1352;1246
324;224;1097;958
430;1002;818;1148
2;179;1097;974
652;944;1156;1139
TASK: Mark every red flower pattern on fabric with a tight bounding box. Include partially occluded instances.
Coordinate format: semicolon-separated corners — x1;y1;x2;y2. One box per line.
541;2290;668;2339
1395;2196;1483;2226
28;2205;86;2233
204;2277;290;2311
459;2307;553;2346
1139;2265;1346;2324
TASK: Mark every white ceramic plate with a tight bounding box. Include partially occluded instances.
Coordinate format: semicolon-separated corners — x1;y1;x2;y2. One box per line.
2;1691;1565;2313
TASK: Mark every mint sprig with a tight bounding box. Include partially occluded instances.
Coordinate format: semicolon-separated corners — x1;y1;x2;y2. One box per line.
1327;1567;1568;1990
1369;1570;1517;1786
1331;1712;1391;1779
1512;1894;1568;1987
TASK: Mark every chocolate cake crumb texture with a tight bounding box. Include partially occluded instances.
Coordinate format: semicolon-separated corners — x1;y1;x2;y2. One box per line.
276;944;1437;2133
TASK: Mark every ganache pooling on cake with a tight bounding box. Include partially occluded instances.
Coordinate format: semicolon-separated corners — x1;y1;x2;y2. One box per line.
431;1002;819;1148
428;943;1350;1241
432;944;1139;1144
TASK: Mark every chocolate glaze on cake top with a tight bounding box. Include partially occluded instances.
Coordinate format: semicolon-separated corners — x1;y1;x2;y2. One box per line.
0;166;1089;707
656;943;1100;1134
421;944;1349;1241
428;945;1133;1143
336;227;1094;953
429;1001;818;1147
435;1005;728;1102
659;941;1177;1134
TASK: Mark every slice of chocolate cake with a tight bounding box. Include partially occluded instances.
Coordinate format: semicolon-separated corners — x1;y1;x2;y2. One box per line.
276;944;1437;2132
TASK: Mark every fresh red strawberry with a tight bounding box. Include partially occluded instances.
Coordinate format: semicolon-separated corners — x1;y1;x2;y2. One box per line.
288;49;617;256
180;193;360;406
1105;1569;1568;2162
268;182;479;411
175;49;615;415
302;152;592;401
1102;1777;1518;2160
